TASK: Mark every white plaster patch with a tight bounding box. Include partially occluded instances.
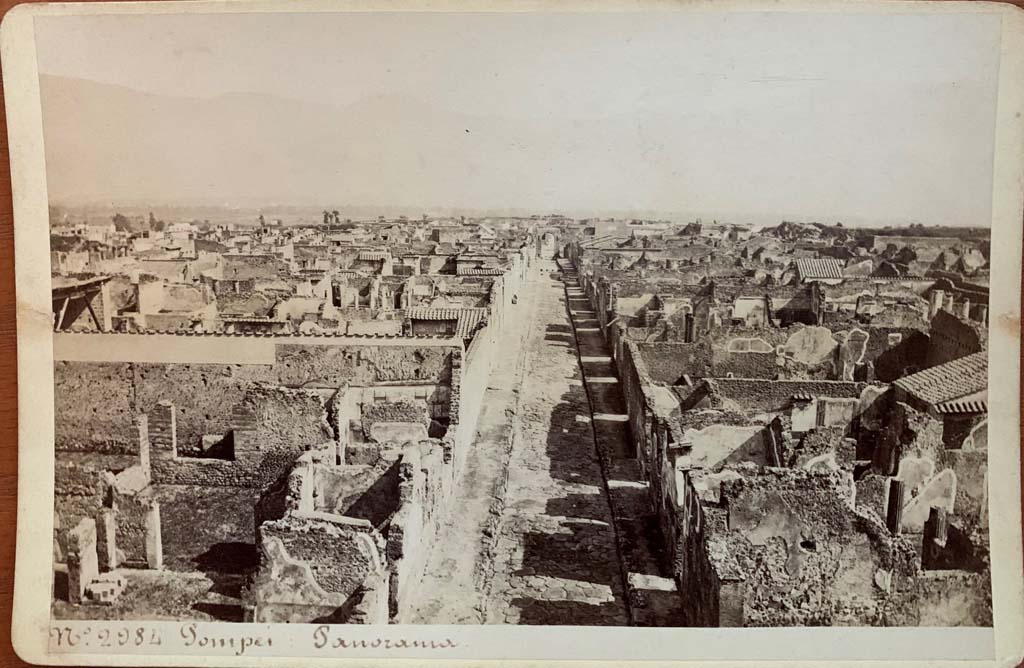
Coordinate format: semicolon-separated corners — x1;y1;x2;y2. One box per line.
961;419;988;451
901;469;957;532
782;326;839;366
897;456;936;497
726;337;774;354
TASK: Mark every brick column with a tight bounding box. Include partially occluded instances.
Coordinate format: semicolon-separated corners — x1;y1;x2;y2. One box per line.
148;400;177;459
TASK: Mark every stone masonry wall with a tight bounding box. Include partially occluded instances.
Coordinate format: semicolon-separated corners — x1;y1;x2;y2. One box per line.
708;378;867;412
56;342;456;458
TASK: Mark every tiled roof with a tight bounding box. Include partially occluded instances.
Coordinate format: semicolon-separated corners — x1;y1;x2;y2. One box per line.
356;250;390;261
456;309;488;339
795;258;844;280
457;266;504;276
894;352;988;407
406;307;489;339
406;307;464;321
935;399;988;415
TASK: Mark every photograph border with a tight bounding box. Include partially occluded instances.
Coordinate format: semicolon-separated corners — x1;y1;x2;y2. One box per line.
3;1;1023;665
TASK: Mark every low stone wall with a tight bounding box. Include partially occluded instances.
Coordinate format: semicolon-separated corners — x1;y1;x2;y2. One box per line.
709;378;867;412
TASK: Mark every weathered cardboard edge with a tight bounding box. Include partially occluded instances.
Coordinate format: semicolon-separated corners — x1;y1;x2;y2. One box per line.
1;1;1022;666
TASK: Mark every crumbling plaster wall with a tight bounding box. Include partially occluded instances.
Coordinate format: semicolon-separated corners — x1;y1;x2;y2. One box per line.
254;512;388;624
707;467;918;627
254;436;457;623
874;401;982;535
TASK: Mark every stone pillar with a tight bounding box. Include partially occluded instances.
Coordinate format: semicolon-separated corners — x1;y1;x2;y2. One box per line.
886;479;905;535
99;280;113;331
943;293;955;314
145;502;163;570
929;290;944;318
976;304;988;324
922;505;950;570
65;518;98;604
95;508;118;571
148;400;177;459
137;415;151;479
927;506;949;547
959;298;971;320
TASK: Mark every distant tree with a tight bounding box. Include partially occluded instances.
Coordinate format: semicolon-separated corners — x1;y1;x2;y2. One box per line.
259;214;266;226
323;210;331;225
112;212;132;232
332;210;341;224
152;220;166;232
148;211;158;229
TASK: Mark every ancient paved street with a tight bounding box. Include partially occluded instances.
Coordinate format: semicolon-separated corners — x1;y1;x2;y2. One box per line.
482;260;630;626
391;258;682;626
403;261;540;624
561;261;684;626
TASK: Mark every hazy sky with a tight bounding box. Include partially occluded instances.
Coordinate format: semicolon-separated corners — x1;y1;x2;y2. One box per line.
35;11;1002;225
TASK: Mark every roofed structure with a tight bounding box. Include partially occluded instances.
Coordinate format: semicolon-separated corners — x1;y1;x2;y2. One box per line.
794;258;844;281
893;351;987;408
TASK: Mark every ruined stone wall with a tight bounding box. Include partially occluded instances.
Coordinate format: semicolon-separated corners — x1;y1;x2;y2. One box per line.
870;329;929;382
161;283;211;313
387;442;455;620
453;334;494;475
881;569;993;626
56;342;455;458
705;466;921;627
636;342;713;384
671;484;730;626
148;387;333;488
709;378;867;412
54;461;110;532
872;400;983;535
254;512;388;624
927;311;986;367
315;459;401;526
55;362;138;453
112;488;158;568
274;344;453;387
361;400;430;443
939;449;988;535
222;254;287;281
618;342;655;482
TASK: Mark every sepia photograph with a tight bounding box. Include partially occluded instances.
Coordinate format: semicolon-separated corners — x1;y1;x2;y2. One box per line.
4;2;1024;665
